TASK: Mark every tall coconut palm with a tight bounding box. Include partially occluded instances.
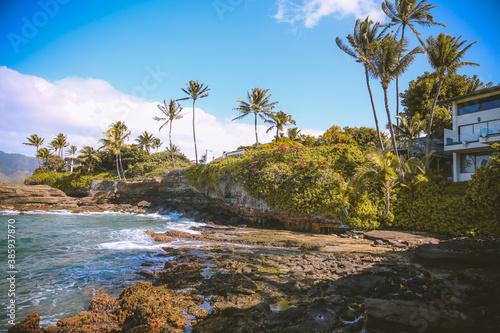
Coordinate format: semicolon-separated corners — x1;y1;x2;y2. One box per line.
367;34;421;158
66;145;78;172
336;17;387;151
178;80;210;165
382;0;445;125
265;110;296;142
23;134;44;167
54;133;69;159
78;146;101;173
99;121;130;180
425;33;479;151
135;131;155;155
232;88;278;146
152;138;163;153
35;148;50;172
155;99;184;168
394;114;425;155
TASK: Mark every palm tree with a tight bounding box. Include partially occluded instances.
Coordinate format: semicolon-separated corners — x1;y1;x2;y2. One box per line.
54;133;69;159
367;34;421;158
352;149;426;220
425;33;479;151
166;144;181;154
382;0;445;125
265;110;296;142
232;88;279;146
394;113;425;155
78;146;101;173
99;121;130;180
23;134;44;167
35;148;50;172
155;99;184;168
135;131;155;155
152;138;163;153
178;80;210;165
66;145;78;172
287;127;302;141
336;17;387;150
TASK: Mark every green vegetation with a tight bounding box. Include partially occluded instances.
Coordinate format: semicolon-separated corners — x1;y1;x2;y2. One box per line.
127;151;190;178
25;171;117;194
186;143;385;229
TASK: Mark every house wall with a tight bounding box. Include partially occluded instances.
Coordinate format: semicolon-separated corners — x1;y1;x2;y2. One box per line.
446;91;500;182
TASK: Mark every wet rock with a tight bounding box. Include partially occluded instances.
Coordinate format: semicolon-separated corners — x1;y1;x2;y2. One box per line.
364;298;474;333
8;313;46;333
136;200;151;208
155;262;204;289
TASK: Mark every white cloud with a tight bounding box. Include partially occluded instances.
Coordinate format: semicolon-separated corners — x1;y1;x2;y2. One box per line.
0;66;323;160
274;0;385;28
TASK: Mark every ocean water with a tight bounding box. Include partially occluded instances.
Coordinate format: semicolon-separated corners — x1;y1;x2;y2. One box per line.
0;210;205;330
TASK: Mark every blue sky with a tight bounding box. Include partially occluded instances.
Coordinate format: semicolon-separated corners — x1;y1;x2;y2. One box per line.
1;0;499;158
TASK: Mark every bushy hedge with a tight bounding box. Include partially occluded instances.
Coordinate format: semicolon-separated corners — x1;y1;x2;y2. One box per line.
127;152;190;178
186;144;383;229
392;153;500;236
25;171;117;194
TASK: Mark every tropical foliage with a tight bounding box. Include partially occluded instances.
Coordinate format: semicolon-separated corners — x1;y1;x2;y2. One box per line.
336;17;387;150
424;33;479;149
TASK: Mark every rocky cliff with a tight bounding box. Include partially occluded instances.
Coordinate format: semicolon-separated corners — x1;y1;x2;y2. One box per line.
0;184;77;206
87;169;344;233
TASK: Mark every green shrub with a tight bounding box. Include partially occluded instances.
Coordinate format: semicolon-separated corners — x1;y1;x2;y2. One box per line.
127;152;190;178
391;181;478;236
465;151;500;235
25;171;117;194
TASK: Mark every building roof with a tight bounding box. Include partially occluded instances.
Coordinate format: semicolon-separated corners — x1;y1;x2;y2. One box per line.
437;85;500;105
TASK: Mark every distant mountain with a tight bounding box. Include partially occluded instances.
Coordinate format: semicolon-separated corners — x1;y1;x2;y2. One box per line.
0;151;38;184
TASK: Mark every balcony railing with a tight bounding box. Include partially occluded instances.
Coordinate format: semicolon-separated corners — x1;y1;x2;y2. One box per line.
446;129;500;145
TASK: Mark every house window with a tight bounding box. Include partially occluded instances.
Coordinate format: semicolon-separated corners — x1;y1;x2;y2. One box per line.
459;124;475;142
458;94;500;115
460;153;491;173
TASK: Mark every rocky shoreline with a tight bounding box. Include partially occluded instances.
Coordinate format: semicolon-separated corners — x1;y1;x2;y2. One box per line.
2;181;500;332
8;218;500;333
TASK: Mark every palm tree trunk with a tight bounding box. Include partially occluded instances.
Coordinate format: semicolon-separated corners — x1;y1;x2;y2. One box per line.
425;75;444;153
276;127;279;143
115;155;121;180
365;67;385;151
254;113;259;145
169;120;175;168
383;87;399;158
192;100;198;165
395;25;406;128
119;152;126;181
383;184;391;220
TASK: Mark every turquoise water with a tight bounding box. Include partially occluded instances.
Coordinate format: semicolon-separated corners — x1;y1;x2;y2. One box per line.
0;210;205;330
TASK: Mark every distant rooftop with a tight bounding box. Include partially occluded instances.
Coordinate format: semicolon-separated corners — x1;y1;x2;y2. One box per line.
438;84;500;105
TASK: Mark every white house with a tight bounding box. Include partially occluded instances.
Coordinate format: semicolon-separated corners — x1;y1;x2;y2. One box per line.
441;85;500;182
